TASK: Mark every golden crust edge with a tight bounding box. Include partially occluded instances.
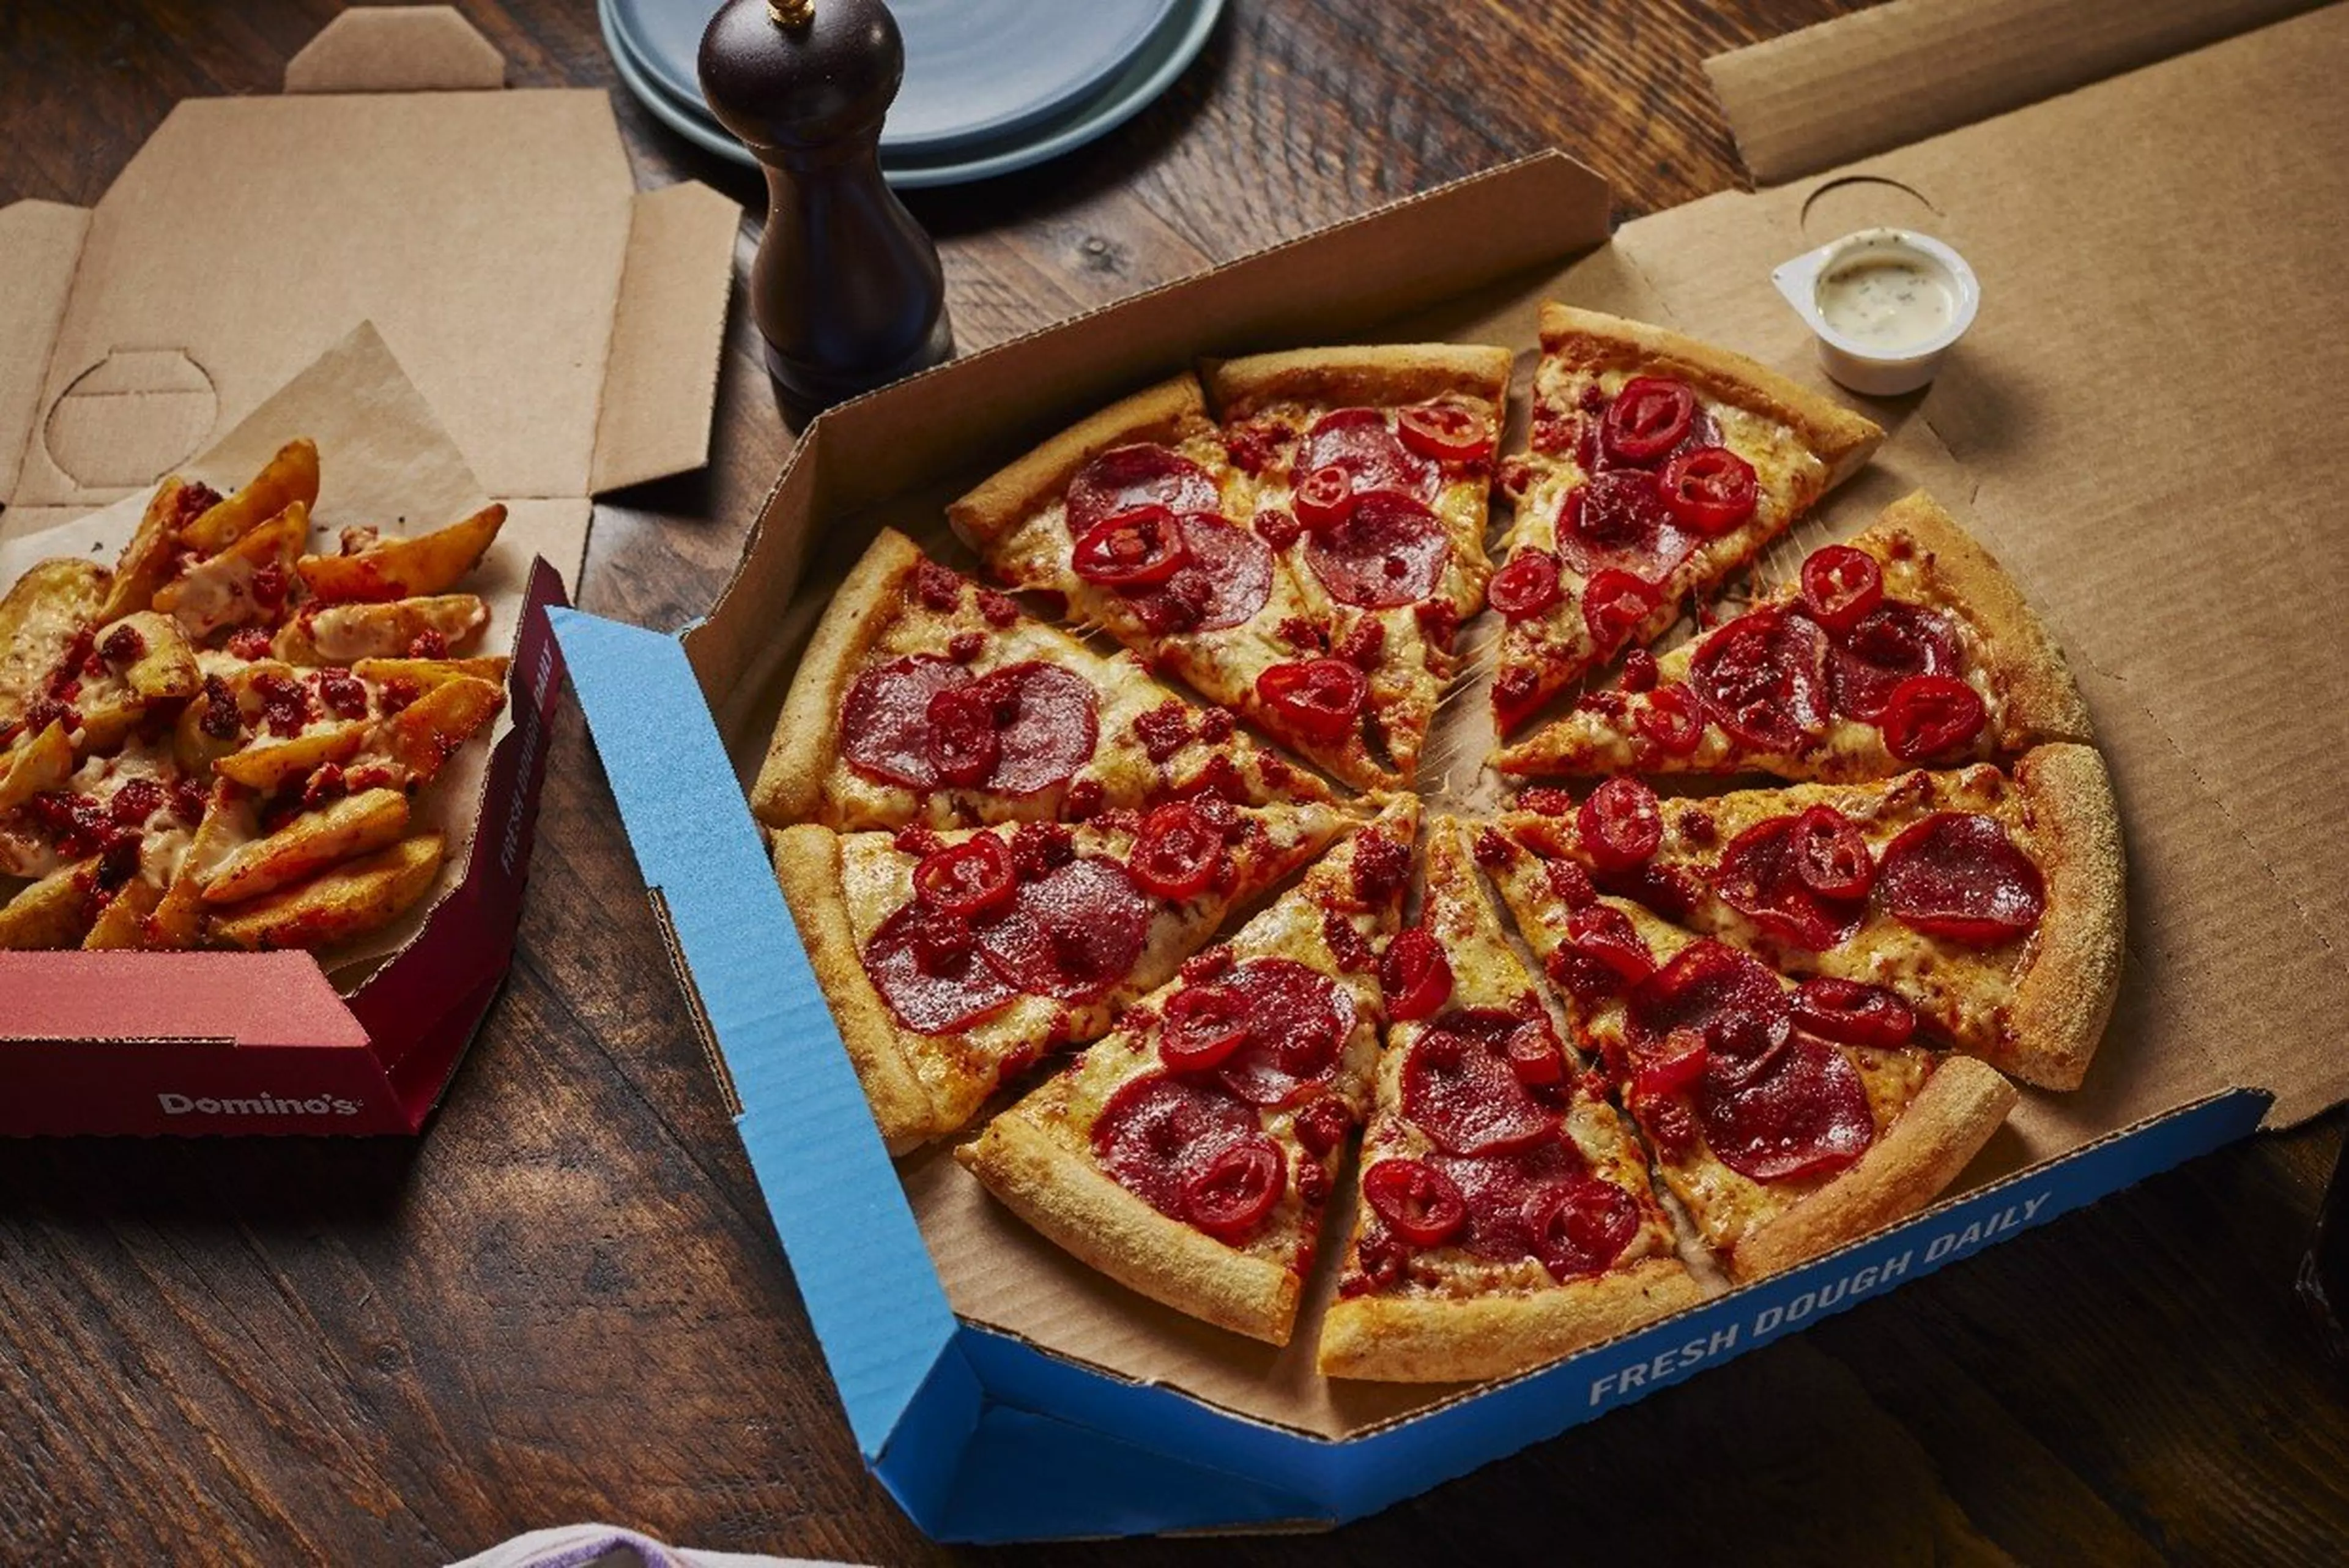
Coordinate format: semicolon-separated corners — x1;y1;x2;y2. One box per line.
769;823;945;1153
2003;741;2127;1091
1204;343;1515;420
1729;1055;2019;1282
958;1112;1302;1346
1315;1256;1704;1383
945;373;1208;551
750;527;925;830
1537;302;1885;483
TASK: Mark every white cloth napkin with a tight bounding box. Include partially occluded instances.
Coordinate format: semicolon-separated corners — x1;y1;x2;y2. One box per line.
450;1523;866;1568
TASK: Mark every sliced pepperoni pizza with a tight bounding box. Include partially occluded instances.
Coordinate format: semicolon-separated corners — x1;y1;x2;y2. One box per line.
774;798;1354;1151
1493;744;2124;1089
752;528;1332;831
1487;305;1882;734
1480;843;2017;1282
1318;818;1701;1383
957;797;1419;1345
1206;344;1513;784
1495;492;2094;781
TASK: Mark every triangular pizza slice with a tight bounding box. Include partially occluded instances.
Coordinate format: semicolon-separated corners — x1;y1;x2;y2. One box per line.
1318;817;1701;1383
1480;836;2017;1284
1489;743;2124;1089
1488;305;1882;734
752;528;1333;832
775;797;1356;1151
1496;491;2093;780
1204;344;1513;784
957;797;1419;1345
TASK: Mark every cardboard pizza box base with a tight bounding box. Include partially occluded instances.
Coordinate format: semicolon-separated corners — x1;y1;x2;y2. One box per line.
557;0;2349;1537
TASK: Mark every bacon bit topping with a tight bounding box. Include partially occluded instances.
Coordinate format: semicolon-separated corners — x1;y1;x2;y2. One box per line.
1275;615;1322;652
345;764;399;792
301;764;349;809
316;667;369;719
1253;508;1303;549
1294;1096;1352;1158
1179;946;1233;984
1296;1161;1332;1205
170;482;223;530
54;628;97;689
1061;778;1105;819
1491;664;1539;727
378;676;423;716
1335;619;1386;671
1197;707;1234;744
1008;820;1074;878
108;778;165;828
98;624;148;664
250;561;291;611
892;823;943;858
407;630;449;660
1529;408;1579;456
976;589;1019;626
1545;858;1597;909
1673;804;1718;847
940;631;983;664
1133;700;1193;764
914;559;963;611
169;777;209;823
1413;597;1460;653
197;675;243;740
1518;786;1576;817
226;628;274;661
1173;752;1249;804
23;695;78;738
1472;827;1516;869
1351;831;1411;907
1223;416;1291;475
252;672;313;737
28;790;119;860
1324;909;1375;973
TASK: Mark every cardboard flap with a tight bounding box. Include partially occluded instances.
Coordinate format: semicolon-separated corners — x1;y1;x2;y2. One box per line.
0;201;89;503
1705;0;2324;184
0;953;369;1050
590;182;742;495
284;6;506;94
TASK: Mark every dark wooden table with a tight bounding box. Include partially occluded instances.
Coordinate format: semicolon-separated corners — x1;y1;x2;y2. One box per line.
3;2;2344;1562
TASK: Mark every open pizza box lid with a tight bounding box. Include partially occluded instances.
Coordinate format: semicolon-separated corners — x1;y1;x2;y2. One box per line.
552;0;2349;1538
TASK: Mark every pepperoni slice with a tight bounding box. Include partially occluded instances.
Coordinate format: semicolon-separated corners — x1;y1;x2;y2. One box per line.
1183;1137;1287;1241
1066;444;1220;537
1792;977;1917;1048
1304;489;1451;608
1400;1009;1556;1156
1300;408;1434;500
861;901;1019;1035
1213;957;1357;1106
966;662;1099;795
1423;1137;1595;1265
1122;514;1274;634
1882;674;1987;762
1689;607;1830;753
1713;814;1867;951
974;855;1149;999
840;655;968;789
1379;927;1453;1022
1553;470;1703;583
1698;1030;1876;1183
1877;812;2047;945
1827;601;1959;723
1093;1073;1262;1219
1362;1158;1468;1247
1627;939;1791;1053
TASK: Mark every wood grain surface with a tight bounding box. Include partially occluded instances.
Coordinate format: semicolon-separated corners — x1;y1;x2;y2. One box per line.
2;2;2345;1562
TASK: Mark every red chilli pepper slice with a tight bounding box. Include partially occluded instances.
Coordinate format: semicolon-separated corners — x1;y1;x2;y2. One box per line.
1488;549;1564;622
1159;982;1253;1072
1600;377;1697;464
1183;1137;1286;1240
1791;804;1874;902
1363;1158;1468;1247
1578;776;1663;872
1379;927;1453;1022
1635;684;1707;756
1505;1022;1566;1086
1658;446;1759;535
1293;464;1358;534
924;686;1000;788
1581;568;1661;652
1799;544;1884;633
911;834;1015;917
1631;1027;1710;1099
1881;674;1987;762
1568;902;1655;986
1397;401;1495;463
1256;658;1367;743
1070;505;1189;587
1130;801;1224;901
1792;977;1918;1048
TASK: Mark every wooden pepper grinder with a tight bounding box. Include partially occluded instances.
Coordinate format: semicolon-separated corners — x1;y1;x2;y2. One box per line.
700;0;952;412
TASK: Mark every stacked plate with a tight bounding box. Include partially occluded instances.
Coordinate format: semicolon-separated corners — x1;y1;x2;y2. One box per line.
601;0;1226;188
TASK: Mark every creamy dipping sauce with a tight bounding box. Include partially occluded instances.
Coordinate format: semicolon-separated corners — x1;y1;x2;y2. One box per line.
1816;254;1956;349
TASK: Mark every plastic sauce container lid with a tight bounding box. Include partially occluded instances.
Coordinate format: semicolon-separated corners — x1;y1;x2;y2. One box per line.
1773;228;1980;397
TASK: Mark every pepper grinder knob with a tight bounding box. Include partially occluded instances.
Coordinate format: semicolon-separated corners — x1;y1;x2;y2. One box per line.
699;0;953;412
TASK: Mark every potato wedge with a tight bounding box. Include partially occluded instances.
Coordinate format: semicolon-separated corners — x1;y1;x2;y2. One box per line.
139;787;256;949
95;476;196;623
0;860;98;950
0;559;107;732
180;438;320;557
209;831;445;951
213;719;371;792
153;502;307;640
297;503;504;604
380;676;504;786
200;788;408;905
273;595;489;664
352;656;511;698
81;876;164;949
0;721;72;814
96;611;201;704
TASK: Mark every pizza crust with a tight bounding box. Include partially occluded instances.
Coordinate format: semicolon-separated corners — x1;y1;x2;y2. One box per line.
769;823;946;1153
1316;1256;1704;1383
1537;302;1884;485
2008;741;2127;1090
959;1111;1304;1345
1203;343;1514;420
946;373;1209;552
1728;1055;2017;1282
750;527;922;830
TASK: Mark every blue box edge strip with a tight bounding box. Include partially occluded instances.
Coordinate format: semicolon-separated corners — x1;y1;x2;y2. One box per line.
550;608;958;1458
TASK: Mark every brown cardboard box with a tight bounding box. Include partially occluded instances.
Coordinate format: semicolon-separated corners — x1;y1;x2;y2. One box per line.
562;0;2349;1532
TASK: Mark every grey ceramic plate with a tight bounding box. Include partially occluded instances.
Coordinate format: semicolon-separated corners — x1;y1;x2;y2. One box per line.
609;0;1178;158
603;0;1225;189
